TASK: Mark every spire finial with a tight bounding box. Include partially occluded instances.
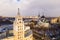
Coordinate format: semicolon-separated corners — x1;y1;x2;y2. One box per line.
18;8;20;15
38;12;40;17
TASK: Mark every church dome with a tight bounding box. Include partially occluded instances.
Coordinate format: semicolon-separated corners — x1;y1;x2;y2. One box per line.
41;15;45;18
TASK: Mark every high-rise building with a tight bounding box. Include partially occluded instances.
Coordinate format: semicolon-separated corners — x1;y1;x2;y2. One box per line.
2;8;33;40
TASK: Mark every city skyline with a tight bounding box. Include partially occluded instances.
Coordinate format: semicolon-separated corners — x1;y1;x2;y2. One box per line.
0;0;60;17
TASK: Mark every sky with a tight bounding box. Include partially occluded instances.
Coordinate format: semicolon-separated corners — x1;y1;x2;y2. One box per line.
0;0;60;17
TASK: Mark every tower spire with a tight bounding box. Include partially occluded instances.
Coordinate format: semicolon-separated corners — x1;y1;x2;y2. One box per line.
38;12;40;17
17;8;20;15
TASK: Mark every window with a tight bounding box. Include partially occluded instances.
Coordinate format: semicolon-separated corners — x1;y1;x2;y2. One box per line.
18;19;21;20
20;21;21;23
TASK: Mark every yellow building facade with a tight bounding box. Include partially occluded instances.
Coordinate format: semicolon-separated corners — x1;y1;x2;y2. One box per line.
2;8;33;40
51;18;58;24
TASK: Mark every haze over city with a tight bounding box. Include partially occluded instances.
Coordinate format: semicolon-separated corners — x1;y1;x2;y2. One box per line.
0;0;60;40
0;0;60;17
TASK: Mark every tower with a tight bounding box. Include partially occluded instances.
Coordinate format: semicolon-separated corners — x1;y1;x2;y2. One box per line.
2;8;33;40
38;13;40;20
13;8;24;40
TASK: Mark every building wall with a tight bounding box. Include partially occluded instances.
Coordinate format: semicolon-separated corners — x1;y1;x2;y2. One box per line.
25;34;33;40
2;37;14;40
0;32;6;39
51;18;58;24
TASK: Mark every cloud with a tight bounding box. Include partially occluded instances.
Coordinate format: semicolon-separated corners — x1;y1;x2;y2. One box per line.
22;0;60;17
0;0;60;17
